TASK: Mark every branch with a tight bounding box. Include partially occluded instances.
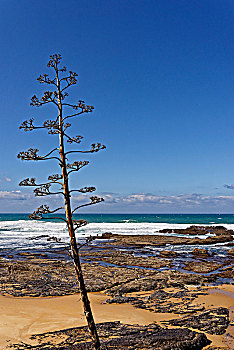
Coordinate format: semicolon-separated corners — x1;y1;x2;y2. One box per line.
17;148;61;162
17;148;41;161
47;206;65;214
19;174;63;187
33;204;64;214
33;184;63;197
48;174;63;184
29;204;67;222
77;235;97;251
72;196;104;214
67;161;89;174
19;118;61;135
64;133;83;144
70;186;96;194
63;110;87;120
37;74;57;86
43;148;59;158
72;219;89;231
65;143;106;156
60;71;78;91
30;92;58;107
19;118;44;132
19;177;37;186
47;54;62;68
63;100;94;120
43;120;60;134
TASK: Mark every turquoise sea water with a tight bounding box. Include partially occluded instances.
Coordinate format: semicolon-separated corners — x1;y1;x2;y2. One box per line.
1;213;234;224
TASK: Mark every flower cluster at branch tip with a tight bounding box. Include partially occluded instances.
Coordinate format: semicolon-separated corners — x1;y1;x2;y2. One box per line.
48;174;63;182
17;148;40;161
34;184;51;197
90;143;106;152
19;118;35;131
67;135;83;144
37;73;56;85
47;54;62;68
90;196;104;204
43;120;59;134
19;178;36;186
63;123;71;130
30;95;41;107
72;100;94;113
28;205;51;220
67;161;89;171
79;187;96;193
66;71;78;85
41;91;53;102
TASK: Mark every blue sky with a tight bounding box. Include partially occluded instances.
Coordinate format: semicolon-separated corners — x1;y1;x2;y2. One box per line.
0;0;233;213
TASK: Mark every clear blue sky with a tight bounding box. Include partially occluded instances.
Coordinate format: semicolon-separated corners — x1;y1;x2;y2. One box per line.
0;0;233;213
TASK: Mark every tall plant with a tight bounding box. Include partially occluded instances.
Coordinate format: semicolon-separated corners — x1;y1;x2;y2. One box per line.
17;54;106;349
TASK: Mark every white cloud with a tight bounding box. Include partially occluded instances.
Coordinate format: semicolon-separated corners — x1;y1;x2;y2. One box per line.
100;192;234;210
1;190;234;213
0;190;28;200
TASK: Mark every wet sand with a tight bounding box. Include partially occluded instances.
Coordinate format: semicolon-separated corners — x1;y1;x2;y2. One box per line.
0;292;177;349
0;285;233;349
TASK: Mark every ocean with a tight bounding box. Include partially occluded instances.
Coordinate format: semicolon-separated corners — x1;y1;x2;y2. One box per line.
0;213;234;257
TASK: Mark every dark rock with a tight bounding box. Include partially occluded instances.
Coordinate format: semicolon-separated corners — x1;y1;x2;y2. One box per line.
159;226;233;237
183;261;221;273
159;250;178;258
106;296;138;304
166;307;230;335
192;248;212;258
11;321;211;349
100;232;114;239
97;227;233;248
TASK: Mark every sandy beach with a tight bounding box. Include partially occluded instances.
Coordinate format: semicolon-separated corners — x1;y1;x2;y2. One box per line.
1;285;233;349
0;292;176;348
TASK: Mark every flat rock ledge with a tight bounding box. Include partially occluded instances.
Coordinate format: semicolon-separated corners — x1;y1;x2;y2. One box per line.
10;321;211;350
164;307;230;335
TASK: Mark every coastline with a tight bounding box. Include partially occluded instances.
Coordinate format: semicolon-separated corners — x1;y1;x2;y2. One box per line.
0;285;233;349
0;224;233;349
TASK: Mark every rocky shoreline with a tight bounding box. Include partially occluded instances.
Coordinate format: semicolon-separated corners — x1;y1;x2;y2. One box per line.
1;225;233;349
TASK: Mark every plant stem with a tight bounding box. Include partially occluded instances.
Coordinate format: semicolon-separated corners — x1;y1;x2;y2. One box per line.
55;62;101;350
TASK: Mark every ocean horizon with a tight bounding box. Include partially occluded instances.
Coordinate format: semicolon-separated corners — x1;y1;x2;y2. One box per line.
0;213;234;224
0;213;234;258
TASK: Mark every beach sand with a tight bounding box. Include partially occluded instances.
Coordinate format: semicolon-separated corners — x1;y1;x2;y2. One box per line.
1;285;233;349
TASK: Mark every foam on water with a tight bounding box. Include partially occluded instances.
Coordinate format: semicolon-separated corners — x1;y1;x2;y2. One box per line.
0;219;233;255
